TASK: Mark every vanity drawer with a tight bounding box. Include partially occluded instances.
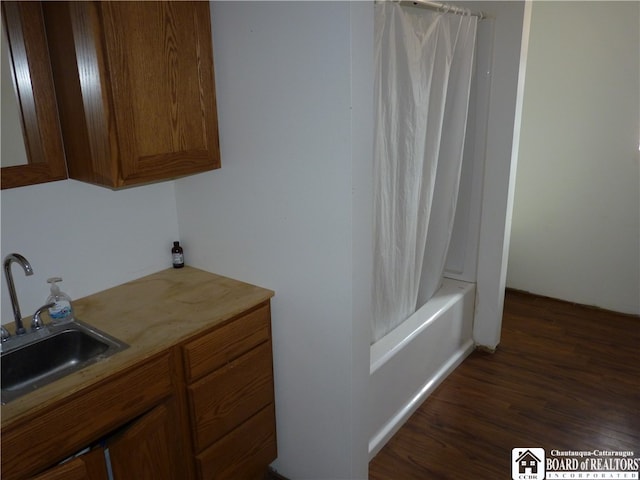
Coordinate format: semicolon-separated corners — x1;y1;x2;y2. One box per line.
183;303;271;382
188;341;274;451
196;404;277;480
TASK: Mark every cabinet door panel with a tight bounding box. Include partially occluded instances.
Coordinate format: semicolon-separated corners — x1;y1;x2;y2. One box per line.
1;1;68;189
108;403;176;480
42;1;220;188
100;1;220;184
31;448;108;480
31;458;88;480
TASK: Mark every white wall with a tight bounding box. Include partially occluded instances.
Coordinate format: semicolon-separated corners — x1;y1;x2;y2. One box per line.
456;1;530;349
174;2;371;478
508;1;640;315
349;2;375;477
1;180;179;323
175;0;530;474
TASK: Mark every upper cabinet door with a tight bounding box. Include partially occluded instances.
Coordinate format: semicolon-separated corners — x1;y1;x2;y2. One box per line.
43;1;220;188
1;2;68;189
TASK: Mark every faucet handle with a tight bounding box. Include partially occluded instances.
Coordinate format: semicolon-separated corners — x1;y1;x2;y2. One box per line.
31;303;55;331
1;325;10;342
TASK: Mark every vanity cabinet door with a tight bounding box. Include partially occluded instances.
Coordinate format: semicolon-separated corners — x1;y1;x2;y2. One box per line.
31;460;87;480
108;403;179;480
31;448;108;480
34;402;182;480
42;1;220;188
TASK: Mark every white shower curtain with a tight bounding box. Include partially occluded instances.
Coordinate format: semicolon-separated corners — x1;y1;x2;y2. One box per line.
372;3;477;343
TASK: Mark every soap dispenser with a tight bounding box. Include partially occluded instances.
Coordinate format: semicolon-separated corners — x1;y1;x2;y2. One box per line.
46;277;74;324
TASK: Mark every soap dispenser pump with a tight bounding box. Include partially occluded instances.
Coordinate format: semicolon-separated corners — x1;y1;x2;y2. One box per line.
46;277;74;324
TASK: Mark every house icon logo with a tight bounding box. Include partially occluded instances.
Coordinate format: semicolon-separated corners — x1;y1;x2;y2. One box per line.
512;448;545;480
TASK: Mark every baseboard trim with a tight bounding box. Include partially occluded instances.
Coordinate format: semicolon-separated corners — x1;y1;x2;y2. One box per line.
265;466;290;480
505;288;639;318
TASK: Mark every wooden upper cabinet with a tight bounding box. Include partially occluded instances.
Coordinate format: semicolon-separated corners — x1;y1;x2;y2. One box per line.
42;1;220;188
1;2;68;189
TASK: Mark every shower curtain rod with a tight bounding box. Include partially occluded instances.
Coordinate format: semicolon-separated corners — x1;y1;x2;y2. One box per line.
392;0;486;20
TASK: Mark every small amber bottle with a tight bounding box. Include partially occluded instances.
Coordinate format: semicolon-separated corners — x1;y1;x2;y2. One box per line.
172;241;184;268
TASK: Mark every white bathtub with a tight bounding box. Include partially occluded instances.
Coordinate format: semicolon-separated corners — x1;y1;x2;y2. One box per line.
368;277;476;458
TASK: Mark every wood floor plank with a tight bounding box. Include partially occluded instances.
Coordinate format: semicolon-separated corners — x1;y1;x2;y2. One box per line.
369;290;640;479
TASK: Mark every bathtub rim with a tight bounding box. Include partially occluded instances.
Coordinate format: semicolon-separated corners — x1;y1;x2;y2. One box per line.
370;277;476;374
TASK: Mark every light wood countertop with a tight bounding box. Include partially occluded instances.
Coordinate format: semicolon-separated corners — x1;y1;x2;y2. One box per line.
1;266;274;428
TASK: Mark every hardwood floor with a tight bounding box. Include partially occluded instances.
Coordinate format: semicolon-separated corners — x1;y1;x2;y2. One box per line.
369;290;640;479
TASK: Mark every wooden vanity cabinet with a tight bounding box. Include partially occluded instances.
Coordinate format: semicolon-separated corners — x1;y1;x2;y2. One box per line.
1;352;187;480
2;299;277;480
41;1;220;188
27;400;183;480
183;302;278;480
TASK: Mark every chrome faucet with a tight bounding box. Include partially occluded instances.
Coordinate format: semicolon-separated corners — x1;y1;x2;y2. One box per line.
31;303;55;331
3;253;34;335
